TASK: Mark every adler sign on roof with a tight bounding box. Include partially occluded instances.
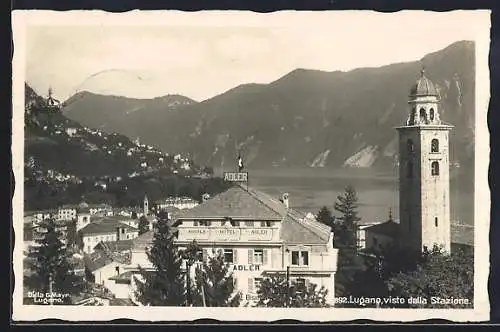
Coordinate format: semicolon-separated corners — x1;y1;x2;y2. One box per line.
223;172;248;182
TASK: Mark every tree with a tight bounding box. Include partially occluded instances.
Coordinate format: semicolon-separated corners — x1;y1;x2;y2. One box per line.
191;249;242;307
333;185;361;266
138;215;149;235
256;273;329;308
25;218;85;304
386;245;474;308
316;206;334;229
133;216;185;306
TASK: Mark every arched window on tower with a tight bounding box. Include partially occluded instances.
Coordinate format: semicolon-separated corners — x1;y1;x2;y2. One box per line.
429;108;435;121
407;161;413;178
435;217;438;227
407;139;415;153
431;161;440;176
409;107;416;125
419;108;427;123
431;139;439;153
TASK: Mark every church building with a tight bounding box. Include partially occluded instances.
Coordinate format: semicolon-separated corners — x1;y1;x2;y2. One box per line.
396;69;453;253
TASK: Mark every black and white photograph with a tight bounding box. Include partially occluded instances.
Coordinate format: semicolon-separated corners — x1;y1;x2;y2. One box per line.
11;10;490;322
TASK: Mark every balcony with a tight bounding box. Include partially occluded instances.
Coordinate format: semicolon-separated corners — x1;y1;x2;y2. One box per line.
176;226;280;243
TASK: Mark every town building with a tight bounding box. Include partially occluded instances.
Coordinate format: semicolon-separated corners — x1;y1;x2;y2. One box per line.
154;196;199;211
126;184;338;306
80;217;139;254
396;69;453;253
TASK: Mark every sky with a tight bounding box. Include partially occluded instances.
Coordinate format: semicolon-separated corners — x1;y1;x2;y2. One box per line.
23;10;489;102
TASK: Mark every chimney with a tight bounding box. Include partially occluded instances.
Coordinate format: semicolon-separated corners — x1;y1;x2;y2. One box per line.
282;193;289;209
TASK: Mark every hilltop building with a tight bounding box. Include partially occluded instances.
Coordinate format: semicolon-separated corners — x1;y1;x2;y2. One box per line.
154;197;199;211
125;184;338;306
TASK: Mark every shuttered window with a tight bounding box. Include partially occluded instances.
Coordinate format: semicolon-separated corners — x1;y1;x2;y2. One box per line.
248;278;254;294
253;249;263;264
248;249;253;264
263;249;268;265
202;248;208;263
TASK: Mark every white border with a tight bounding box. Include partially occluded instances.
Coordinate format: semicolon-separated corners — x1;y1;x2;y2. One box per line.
11;9;491;322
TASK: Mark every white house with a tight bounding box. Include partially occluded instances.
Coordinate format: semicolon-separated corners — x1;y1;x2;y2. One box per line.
80;217;139;254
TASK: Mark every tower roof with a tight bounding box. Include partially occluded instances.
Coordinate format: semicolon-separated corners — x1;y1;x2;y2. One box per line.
409;69;438;97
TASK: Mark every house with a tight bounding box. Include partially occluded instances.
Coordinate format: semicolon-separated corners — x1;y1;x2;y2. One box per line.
126;184;339;306
80;217;139;254
65;127;78;137
84;252;130;296
57;204;78;221
363;219;401;252
155;197;199;211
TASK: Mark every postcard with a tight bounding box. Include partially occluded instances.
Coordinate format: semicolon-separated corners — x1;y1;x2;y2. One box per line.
11;9;491;322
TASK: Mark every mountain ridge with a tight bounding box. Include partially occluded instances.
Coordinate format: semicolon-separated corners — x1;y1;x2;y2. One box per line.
61;40;475;184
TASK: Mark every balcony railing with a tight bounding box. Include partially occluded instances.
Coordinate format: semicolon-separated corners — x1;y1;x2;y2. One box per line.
176;226;280;242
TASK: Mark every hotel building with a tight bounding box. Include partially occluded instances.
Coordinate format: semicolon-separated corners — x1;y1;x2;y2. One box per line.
127;184;338;306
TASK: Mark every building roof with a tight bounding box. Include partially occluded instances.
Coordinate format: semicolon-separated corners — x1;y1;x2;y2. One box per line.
175;184;331;245
410;69;438;97
94;239;135;252
364;220;474;247
175;185;285;220
451;223;474;246
364;219;400;238
132;230;154;251
80;217;138;236
108;271;133;282
84;252;114;272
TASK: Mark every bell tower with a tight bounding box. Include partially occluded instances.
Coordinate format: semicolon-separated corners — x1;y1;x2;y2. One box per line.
396;69;453;253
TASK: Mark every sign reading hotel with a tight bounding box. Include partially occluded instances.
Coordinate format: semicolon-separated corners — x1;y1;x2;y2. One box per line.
224;172;248;182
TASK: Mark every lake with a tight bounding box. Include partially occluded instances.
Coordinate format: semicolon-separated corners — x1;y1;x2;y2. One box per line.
242;167;474;226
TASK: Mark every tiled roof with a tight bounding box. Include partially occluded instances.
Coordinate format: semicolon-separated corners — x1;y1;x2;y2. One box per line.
175;185;284;220
94;239;135;252
280;213;331;244
132;230;154;251
80;218;138;235
109;271;133;282
451;223;474;246
84;252;114;272
364;220;474;246
364;219;400;237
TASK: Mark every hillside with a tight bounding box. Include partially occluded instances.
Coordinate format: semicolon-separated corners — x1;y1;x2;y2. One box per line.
62;41;475;181
63;91;196;139
24;84;228;210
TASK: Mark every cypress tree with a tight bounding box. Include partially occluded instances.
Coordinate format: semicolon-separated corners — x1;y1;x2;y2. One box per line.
134;216;185;306
25;218;84;304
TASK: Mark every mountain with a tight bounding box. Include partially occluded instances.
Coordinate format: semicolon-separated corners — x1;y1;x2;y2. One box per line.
62;91;196;140
24;83;190;178
62;41;475;179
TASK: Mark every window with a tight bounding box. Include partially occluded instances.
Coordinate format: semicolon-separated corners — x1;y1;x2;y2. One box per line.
429;108;435;121
407;161;413;178
121;228;125;234
229;220;240;227
245;221;254;227
296;278;306;289
260;221;272;227
419;108;427;123
301;251;309;266
198;220;211;227
115;266;120;275
407;139;415;153
291;250;309;266
435;217;438;227
431;161;440;176
431;139;439;153
409;108;416;124
223;248;235;263
253;249;263;264
254;278;263;292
